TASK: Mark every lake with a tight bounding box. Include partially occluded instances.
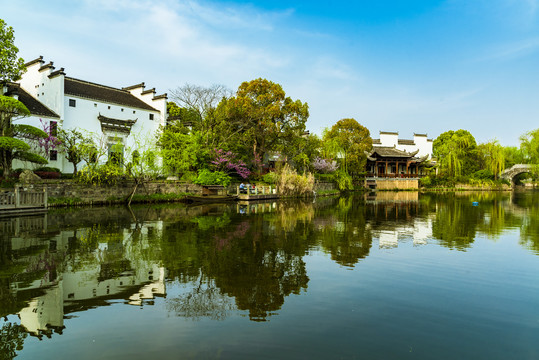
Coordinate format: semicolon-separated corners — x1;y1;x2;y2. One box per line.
1;191;539;359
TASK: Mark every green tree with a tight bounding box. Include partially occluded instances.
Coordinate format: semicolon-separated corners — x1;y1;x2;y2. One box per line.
217;78;309;174
0;96;48;178
322;118;372;178
520;128;539;164
478;140;505;180
158;123;208;178
0;19;26;83
57;128;90;175
504;146;525;168
433;129;477;177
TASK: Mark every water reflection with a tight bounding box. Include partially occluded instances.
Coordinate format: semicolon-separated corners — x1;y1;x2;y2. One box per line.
1;190;539;356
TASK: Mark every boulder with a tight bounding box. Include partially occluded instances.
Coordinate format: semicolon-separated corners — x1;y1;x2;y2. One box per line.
19;169;42;183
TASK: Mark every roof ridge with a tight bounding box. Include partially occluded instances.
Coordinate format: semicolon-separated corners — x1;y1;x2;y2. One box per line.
65;77;129;94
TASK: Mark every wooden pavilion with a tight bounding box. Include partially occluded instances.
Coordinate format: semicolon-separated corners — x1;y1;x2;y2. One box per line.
365;147;430;178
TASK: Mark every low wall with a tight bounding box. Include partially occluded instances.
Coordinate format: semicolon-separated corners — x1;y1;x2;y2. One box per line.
371;178;419;190
15;180;203;204
314;181;336;192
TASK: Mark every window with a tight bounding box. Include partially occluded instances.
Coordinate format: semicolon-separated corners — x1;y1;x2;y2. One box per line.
94;103;97;107
108;105;111;109
69;99;76;107
133;110;136;114
149;114;154;120
121;108;124;112
50;121;58;136
50;150;58;161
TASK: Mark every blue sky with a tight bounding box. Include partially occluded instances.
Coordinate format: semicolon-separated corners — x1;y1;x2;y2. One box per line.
2;0;539;145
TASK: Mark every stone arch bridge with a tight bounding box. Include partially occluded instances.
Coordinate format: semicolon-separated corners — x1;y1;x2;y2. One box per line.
500;164;535;184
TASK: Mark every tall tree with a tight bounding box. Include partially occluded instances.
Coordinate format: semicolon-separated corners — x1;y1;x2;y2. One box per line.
433;129;478;177
0;19;26;83
218;78;309;174
0;20;49;178
520;128;539;164
323;118;372;177
478;140;505;179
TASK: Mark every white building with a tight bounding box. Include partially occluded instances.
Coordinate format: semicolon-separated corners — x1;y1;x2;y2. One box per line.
373;131;433;159
10;56;167;173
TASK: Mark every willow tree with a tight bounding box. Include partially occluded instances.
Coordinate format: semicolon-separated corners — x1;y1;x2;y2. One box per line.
323;118;372;178
433;129;477;177
520;128;539;165
479;140;505;180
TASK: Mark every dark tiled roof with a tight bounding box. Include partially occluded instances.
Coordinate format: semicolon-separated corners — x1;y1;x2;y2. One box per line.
5;83;60;118
24;56;44;67
64;77;159;112
370;147;416;158
414;133;427;137
39;62;54;72
372;139;381;145
398;139;415;145
48;68;65;79
380;131;398;135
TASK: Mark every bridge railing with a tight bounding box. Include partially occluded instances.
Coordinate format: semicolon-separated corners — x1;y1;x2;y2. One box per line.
0;188;48;209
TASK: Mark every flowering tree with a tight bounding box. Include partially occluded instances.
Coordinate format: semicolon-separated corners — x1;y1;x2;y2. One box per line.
38;119;61;159
312;157;339;173
210;149;250;179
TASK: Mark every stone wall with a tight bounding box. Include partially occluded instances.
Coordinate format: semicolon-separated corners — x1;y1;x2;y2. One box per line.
314;181;336;192
372;179;419;190
15;180;203;204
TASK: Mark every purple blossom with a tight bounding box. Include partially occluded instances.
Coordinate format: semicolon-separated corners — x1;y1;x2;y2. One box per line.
312;157;339;173
210;148;251;179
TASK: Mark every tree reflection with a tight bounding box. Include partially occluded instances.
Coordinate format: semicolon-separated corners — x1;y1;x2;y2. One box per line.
0;321;27;360
316;196;373;267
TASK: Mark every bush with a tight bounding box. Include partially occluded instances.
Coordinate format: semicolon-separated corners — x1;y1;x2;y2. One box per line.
419;176;432;187
193;169;232;187
34;171;61;179
77;163;125;185
262;172;278;184
472;169;494;180
34;166;61;173
333;170;353;191
276;164;314;196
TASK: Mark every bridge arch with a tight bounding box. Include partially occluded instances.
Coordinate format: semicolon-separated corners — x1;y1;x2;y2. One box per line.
500;164;535;185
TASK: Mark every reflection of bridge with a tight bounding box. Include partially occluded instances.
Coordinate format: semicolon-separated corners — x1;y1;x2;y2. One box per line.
500;164;535;184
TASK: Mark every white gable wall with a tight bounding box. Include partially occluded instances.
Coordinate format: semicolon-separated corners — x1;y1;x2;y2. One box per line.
375;132;433;159
15;57;165;174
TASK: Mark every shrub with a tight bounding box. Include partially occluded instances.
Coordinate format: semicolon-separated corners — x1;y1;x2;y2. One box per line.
34;171;61;179
472;169;494;180
34;166;61;173
262;172;278;184
419;176;432;187
333;170;353;191
193;169;232;187
276;164;314;196
77;163;125;185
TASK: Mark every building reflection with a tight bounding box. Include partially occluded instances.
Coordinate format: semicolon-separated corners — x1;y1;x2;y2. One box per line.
2;190;539;344
1;215;166;339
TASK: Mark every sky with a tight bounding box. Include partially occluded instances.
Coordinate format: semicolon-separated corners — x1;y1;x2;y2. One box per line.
2;0;539;146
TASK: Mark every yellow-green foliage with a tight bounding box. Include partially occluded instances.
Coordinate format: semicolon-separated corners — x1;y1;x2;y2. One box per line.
276;164;314;196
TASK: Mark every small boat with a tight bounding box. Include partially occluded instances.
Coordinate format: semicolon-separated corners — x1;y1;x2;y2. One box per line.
185;195;238;204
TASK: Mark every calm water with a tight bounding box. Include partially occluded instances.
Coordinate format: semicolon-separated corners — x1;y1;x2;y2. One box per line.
2;191;539;359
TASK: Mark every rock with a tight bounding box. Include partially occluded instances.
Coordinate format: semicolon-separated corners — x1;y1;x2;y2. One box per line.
19;169;42;183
